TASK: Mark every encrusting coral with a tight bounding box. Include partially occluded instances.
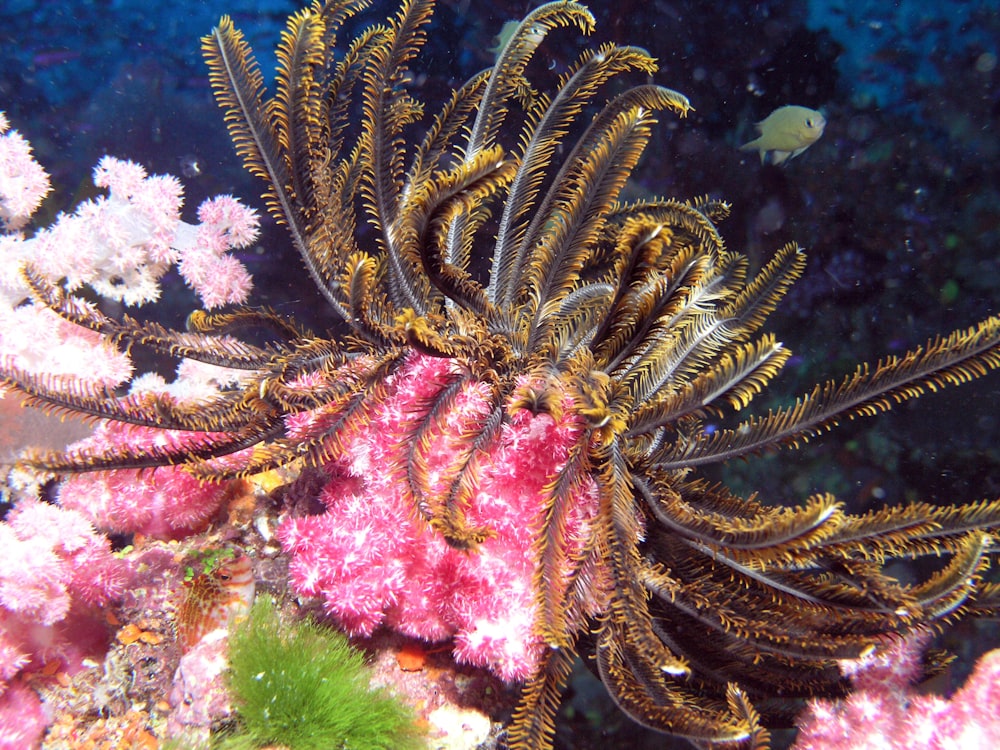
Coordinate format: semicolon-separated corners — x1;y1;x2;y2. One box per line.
1;1;1000;748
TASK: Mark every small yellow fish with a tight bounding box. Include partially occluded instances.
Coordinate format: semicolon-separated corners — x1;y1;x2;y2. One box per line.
739;105;826;165
489;20;521;60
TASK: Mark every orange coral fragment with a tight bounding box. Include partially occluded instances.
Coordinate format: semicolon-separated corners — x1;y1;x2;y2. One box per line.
40;659;62;676
138;630;163;645
396;641;452;671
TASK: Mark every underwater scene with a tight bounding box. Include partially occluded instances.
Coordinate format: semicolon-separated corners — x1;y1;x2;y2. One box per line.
1;0;999;748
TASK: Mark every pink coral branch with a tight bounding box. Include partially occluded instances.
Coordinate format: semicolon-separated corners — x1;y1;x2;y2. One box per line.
0;115;258;395
0;142;258;309
0;112;50;232
55;379;249;538
15;155;259;309
278;353;608;682
793;630;1000;750
0;500;130;711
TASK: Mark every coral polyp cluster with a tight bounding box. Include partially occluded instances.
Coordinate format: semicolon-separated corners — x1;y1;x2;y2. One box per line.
278;352;604;681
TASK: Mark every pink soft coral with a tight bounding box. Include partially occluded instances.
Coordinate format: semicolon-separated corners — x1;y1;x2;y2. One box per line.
792;630;1000;749
0;500;130;744
0;115;258;393
0;499;125;628
0;112;50;232
278;353;608;682
0;681;48;750
55;423;236;539
56;370;250;538
7;153;257;309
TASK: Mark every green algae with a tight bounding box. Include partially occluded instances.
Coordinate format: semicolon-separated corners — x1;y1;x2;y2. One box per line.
218;597;423;750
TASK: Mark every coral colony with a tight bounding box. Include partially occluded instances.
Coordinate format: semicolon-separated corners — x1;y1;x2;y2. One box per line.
791;630;1000;750
1;1;1000;749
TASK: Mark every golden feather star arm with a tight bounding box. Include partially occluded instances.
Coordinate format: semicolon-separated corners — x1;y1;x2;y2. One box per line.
589;220;697;367
189;351;407;481
300;25;391;313
593;444;697;672
606;196;730;263
405;69;491;208
396;146;514;315
904;531;992;619
356;0;433;312
652;314;1000;468
0;362;262;435
202;12;361;320
462;1;595;160
300;0;381;146
642;495;1000;629
336;252;406;346
635;474;844;554
399;373;504;547
531;429;599;645
594;244;732;377
532;283;618;363
424;404;507;547
641;539;914;658
22;267;275;370
522;106;661;353
501;84;691;319
625;334;791;437
650;530;991;650
487;47;661;310
391;69;494;280
185;307;314;345
506;646;578;750
594;620;761;744
24;422;283;475
444;3;597;283
718;241;806;336
272;7;326;221
585;228;791;420
602;253;740;404
640;563;899;668
801;497;1000;562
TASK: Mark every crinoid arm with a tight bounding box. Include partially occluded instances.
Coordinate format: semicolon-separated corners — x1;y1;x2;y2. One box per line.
650;314;1000;469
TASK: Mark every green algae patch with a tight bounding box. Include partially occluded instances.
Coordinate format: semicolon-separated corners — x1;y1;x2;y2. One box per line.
219;597;424;750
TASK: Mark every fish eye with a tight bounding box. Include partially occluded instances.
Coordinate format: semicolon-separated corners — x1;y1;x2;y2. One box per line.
806;118;814;127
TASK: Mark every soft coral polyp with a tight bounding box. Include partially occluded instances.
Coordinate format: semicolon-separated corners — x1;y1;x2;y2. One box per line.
278;352;609;682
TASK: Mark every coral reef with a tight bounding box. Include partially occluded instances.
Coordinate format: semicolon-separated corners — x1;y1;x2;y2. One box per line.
0;0;997;748
0;501;129;746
